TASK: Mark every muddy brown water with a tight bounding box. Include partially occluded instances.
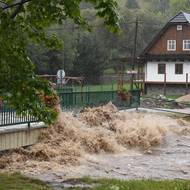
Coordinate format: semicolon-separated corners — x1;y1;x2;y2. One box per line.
3;107;190;189
31;113;190;189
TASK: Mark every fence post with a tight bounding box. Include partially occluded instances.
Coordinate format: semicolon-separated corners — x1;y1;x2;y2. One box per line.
186;73;188;95
142;73;145;95
164;73;166;96
28;122;31;131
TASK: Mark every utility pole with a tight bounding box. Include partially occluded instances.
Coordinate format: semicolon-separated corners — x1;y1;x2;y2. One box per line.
131;17;139;90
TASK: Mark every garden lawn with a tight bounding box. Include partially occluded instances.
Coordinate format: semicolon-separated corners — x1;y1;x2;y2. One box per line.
0;173;51;190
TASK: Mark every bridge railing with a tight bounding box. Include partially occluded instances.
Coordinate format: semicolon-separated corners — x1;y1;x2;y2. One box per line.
0;100;38;127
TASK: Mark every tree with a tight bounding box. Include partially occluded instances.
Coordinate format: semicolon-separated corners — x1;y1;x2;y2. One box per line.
170;0;190;14
146;0;170;14
0;0;120;124
72;33;110;84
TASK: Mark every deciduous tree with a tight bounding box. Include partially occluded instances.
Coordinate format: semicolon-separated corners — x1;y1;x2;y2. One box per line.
0;0;119;123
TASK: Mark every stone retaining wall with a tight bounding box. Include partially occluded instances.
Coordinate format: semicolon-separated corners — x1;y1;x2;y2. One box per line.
145;84;190;95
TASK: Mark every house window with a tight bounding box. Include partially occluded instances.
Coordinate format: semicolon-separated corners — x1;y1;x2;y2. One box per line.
158;64;166;74
177;25;182;31
175;64;183;74
183;40;190;50
167;40;176;51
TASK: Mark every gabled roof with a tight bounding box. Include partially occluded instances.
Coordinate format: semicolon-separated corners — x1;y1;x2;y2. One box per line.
169;12;190;23
141;11;190;56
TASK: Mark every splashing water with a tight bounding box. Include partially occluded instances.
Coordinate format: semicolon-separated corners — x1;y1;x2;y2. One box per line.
0;102;189;176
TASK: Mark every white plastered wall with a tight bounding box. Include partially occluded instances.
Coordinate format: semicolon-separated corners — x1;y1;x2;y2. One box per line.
146;61;190;82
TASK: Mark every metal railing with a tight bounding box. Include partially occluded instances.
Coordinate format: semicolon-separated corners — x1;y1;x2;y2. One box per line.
0;89;141;127
0;101;38;127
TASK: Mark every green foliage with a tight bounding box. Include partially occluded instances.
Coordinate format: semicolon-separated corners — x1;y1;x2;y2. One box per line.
72;34;110;84
0;0;120;124
31;0;175;86
2;0;188;124
170;0;190;14
145;0;170;14
0;173;51;190
31;0;190;88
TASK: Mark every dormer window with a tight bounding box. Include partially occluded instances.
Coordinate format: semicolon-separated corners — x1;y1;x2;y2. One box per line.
167;40;176;51
183;40;190;50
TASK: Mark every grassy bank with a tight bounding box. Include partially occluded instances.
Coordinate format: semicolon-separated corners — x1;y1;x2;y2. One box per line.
1;174;190;190
66;178;190;190
0;173;51;190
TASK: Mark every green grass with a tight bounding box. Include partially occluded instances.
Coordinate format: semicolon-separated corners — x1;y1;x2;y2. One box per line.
57;84;131;92
0;173;51;190
65;177;190;190
103;68;116;74
166;95;182;100
0;174;190;190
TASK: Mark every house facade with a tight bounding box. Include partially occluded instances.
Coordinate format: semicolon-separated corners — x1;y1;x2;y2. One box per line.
140;12;190;95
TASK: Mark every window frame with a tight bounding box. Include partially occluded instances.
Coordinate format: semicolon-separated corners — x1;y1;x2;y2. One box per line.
175;63;183;75
183;40;190;51
167;40;176;51
158;63;166;75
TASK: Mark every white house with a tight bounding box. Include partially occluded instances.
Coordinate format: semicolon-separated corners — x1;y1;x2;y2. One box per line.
140;12;190;95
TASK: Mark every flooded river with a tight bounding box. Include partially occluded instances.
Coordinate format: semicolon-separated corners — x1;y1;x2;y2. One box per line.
1;106;190;188
33;111;190;187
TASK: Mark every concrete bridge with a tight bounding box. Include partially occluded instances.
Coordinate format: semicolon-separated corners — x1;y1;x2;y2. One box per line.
0;122;46;151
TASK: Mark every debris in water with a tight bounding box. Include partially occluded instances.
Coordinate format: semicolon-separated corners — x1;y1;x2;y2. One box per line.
0;102;189;174
80;102;117;126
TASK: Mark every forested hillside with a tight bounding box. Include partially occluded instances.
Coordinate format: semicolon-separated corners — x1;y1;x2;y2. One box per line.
30;0;190;83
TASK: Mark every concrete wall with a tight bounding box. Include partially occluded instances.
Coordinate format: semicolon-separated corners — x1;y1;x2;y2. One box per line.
146;61;190;82
0;123;46;151
145;84;190;95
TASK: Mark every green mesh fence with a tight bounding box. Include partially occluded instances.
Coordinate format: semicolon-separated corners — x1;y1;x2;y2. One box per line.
58;90;140;110
0;89;140;126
